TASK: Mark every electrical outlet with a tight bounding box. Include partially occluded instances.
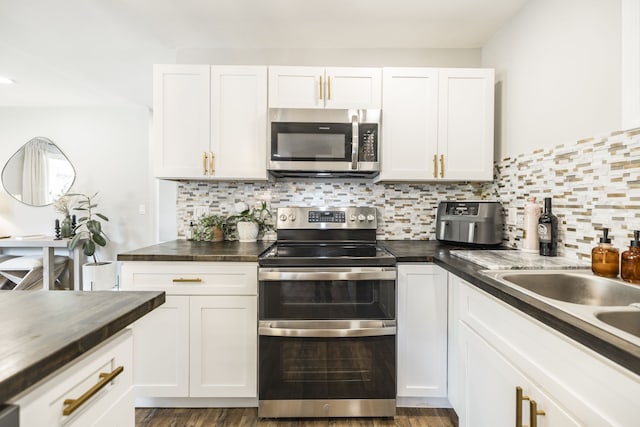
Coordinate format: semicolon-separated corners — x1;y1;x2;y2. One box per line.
507;207;517;226
194;205;210;218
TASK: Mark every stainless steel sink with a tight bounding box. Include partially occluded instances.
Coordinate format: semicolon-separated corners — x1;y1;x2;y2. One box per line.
595;310;640;338
481;269;640;345
493;271;640;306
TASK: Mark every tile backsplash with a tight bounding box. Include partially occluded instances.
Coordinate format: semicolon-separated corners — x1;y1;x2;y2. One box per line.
487;127;640;261
176;126;640;262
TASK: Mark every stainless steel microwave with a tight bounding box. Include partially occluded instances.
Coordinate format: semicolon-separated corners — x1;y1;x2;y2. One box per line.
268;109;381;177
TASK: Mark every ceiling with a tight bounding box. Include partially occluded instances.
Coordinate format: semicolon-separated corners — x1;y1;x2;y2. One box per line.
0;0;529;108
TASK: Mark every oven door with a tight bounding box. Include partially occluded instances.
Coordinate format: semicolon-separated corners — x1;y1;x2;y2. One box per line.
258;267;396;320
258;320;396;415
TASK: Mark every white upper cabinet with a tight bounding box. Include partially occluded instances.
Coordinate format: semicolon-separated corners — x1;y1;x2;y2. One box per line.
153;64;211;179
438;68;494;181
268;66;381;109
153;64;268;180
379;67;494;182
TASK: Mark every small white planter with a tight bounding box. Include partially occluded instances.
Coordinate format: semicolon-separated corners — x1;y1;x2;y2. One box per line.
82;261;117;291
237;221;259;242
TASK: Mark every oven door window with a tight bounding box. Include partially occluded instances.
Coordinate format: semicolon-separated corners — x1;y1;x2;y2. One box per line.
260;279;395;320
259;335;395;400
271;122;352;161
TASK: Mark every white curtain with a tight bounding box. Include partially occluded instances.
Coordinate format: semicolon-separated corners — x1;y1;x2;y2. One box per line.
22;138;50;205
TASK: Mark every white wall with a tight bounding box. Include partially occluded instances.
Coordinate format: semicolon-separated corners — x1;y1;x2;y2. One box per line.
177;48;482;68
0;106;156;261
482;0;621;160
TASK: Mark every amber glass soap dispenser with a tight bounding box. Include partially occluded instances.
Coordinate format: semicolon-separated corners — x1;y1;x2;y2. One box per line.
621;230;640;284
591;228;619;278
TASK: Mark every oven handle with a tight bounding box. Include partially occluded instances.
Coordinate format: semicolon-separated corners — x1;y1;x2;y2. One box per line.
258;320;396;338
258;267;397;281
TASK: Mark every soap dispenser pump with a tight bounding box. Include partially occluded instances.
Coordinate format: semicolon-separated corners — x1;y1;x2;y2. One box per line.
621;230;640;284
591;228;619;278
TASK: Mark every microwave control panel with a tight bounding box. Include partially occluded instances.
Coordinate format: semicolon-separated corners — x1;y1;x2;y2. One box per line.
359;124;378;162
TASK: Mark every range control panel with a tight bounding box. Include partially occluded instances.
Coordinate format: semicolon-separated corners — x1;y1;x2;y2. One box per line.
277;207;377;230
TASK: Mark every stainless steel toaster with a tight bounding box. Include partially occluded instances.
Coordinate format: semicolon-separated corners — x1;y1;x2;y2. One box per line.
436;201;503;246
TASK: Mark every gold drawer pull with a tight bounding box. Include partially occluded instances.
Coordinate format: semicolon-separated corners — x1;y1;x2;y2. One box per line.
62;366;124;416
202;151;208;175
529;400;546;427
210;151;214;174
327;76;331;100
433;154;438;178
440;154;445;178
172;277;203;283
515;386;530;427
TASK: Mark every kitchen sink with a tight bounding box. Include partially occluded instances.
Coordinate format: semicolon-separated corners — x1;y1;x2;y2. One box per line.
483;270;640;306
595;310;640;338
481;269;640;345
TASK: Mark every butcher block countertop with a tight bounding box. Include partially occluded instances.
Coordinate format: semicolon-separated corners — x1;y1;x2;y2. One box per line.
0;290;164;403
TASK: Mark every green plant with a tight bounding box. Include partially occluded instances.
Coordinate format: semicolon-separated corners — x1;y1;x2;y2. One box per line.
68;193;109;263
226;202;274;240
193;214;228;241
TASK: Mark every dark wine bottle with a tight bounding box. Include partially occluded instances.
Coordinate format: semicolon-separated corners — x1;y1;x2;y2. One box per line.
538;197;558;256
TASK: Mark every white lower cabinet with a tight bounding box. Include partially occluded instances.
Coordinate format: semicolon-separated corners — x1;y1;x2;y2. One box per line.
397;264;448;404
120;261;258;406
11;329;134;427
448;273;640;427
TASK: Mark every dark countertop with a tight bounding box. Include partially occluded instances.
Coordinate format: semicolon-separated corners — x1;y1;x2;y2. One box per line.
117;239;273;262
0;290;165;403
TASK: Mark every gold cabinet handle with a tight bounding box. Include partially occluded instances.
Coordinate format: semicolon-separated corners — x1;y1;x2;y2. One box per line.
63;366;124;416
319;75;323;100
529;400;546;427
202;151;208;175
210;151;214;175
327;76;331;100
172;277;203;283
515;386;530;427
439;154;445;178
433;154;438;178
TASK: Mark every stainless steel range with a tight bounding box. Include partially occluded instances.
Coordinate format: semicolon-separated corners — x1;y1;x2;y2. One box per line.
258;206;397;418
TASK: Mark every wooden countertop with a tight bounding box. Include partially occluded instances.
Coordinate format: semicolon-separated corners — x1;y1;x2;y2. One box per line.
0;290;165;403
117;240;273;262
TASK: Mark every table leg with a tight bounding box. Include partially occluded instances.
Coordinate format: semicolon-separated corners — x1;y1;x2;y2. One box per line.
43;247;55;290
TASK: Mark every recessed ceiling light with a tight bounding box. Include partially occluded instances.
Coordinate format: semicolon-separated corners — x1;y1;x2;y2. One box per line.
0;76;15;84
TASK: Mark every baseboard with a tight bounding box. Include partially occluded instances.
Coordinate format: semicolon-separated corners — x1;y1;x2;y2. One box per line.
396;396;452;408
135;397;258;408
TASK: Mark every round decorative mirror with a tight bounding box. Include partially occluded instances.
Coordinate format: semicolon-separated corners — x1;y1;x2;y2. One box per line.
1;137;76;206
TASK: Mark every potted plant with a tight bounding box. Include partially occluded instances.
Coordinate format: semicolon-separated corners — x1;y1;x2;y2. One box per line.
68;193;115;291
194;214;227;242
227;202;274;242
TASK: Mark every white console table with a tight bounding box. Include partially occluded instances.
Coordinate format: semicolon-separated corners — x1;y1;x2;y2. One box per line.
0;237;83;290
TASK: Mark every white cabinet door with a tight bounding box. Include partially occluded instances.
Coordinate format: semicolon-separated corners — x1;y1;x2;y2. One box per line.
380;68;438;181
397;264;448;399
211;66;268;180
131;295;190;398
189;295;257;397
461;323;581;427
438;68;494;181
153;64;210;178
324;67;382;109
268;66;381;109
268;66;325;108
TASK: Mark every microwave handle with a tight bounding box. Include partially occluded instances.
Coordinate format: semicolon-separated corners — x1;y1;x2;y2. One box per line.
351;115;359;170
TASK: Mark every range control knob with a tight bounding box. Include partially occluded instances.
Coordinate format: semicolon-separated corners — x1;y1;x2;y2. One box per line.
367;214;375;222
279;214;287;221
289;214;296;222
358;214;366;222
350;214;357;222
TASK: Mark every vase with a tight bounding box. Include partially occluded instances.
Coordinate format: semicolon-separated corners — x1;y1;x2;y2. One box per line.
61;215;73;238
211;226;224;242
82;261;117;291
237;221;259;242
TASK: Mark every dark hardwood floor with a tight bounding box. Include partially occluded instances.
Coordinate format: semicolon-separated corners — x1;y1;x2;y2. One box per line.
135;407;458;427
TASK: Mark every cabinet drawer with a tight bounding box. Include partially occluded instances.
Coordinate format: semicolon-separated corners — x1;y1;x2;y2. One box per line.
13;329;133;427
120;262;258;295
